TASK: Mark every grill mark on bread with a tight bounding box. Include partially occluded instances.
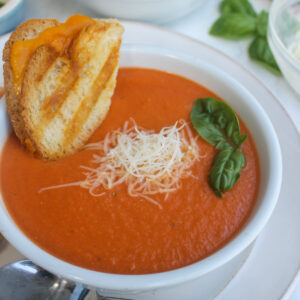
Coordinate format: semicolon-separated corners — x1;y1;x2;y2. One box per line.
41;66;78;119
35;25;111;146
20;45;63;145
63;46;119;148
35;62;77;142
38;28;89;123
38;25;110;126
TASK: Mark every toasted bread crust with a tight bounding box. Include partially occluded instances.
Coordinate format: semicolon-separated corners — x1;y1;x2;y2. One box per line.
3;18;124;160
3;19;60;146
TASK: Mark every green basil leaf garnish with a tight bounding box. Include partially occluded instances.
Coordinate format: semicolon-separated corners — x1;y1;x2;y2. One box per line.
190;98;247;149
210;1;281;75
249;35;281;74
220;0;256;17
210;13;257;40
256;10;268;37
190;97;247;197
209;148;246;197
0;2;4;8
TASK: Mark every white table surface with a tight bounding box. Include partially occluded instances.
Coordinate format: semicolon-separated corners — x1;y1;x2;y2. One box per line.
4;0;300;298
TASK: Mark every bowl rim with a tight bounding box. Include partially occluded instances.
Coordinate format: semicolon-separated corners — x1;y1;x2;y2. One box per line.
269;0;300;71
0;0;23;18
0;45;282;292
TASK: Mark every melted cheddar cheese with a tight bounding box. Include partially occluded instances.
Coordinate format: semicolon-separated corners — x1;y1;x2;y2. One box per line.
10;15;95;96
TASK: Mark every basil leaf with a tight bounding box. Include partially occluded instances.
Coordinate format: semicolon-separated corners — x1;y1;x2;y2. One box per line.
256;10;268;37
210;13;257;39
249;36;281;75
190;98;247;149
209;148;246;197
191;98;248;197
220;0;256;17
0;2;4;8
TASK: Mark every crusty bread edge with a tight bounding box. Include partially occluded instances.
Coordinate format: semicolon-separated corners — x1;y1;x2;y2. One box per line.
2;19;60;150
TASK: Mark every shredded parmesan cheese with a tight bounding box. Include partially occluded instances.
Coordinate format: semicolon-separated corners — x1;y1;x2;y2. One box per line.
39;119;200;209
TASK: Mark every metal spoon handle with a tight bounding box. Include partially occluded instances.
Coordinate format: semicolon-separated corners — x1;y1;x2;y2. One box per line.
0;260;131;300
73;286;132;300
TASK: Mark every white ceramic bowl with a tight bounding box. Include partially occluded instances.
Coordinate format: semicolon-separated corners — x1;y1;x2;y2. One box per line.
268;0;300;95
81;0;206;24
0;0;24;35
0;45;282;297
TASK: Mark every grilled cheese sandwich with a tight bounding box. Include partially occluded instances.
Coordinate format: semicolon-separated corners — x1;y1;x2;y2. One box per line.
3;15;124;160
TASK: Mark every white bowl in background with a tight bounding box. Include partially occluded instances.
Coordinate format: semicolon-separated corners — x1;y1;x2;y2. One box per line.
0;45;282;298
268;0;300;95
0;0;24;35
81;0;206;24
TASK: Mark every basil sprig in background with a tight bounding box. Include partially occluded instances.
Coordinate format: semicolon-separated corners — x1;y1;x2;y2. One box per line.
190;97;247;197
210;0;281;75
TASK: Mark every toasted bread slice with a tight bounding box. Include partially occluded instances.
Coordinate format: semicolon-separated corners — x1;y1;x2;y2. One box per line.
3;18;124;160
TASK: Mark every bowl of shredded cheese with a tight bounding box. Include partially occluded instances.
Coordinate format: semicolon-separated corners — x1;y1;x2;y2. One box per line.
268;0;300;95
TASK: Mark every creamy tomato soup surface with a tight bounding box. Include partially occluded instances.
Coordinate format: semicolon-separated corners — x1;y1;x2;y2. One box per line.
0;68;260;274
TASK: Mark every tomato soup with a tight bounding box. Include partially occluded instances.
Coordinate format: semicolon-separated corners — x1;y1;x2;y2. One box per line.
0;68;259;274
